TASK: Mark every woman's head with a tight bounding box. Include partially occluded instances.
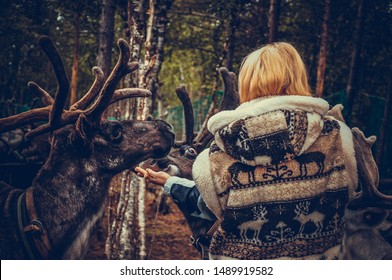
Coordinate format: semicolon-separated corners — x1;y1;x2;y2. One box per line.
238;42;311;103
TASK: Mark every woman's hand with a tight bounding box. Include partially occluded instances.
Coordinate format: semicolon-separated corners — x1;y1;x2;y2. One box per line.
135;167;171;186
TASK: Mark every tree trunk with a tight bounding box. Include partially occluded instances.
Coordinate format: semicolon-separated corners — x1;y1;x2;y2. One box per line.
97;0;116;79
70;13;81;106
149;0;174;114
107;0;156;260
315;0;330;97
346;0;367;124
225;0;241;71
268;0;281;43
376;87;391;168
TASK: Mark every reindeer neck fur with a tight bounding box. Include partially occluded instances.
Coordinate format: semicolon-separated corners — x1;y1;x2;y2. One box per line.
30;136;111;259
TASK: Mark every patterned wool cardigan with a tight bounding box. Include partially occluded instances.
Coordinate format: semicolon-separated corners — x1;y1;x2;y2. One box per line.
192;96;358;260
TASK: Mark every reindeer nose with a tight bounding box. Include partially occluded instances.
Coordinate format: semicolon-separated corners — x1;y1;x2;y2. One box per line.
154;119;175;140
154;119;174;131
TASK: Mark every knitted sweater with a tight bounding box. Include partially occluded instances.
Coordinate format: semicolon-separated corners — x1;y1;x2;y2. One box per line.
192;96;358;260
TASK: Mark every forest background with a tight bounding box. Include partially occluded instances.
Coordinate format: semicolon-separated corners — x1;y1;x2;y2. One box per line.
0;0;391;178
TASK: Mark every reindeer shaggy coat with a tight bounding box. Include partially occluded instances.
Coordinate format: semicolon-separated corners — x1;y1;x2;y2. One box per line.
192;96;358;260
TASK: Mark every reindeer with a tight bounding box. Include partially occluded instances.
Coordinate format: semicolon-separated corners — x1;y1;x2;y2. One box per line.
141;68;239;255
295;151;325;177
293;201;325;235
0;36;175;259
323;106;392;259
238;206;268;240
341;128;392;259
228;162;256;187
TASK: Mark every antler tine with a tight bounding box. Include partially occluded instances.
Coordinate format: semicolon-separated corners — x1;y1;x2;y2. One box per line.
25;111;82;140
85;39;134;125
71;67;105;111
176;84;195;145
27;82;54;106
0;107;51;133
39;36;70;129
194;133;214;153
352;127;382;198
111;88;152;104
326;104;345;122
218;67;240;111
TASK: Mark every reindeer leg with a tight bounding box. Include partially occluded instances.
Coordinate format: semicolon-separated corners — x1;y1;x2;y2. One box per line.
251;169;256;185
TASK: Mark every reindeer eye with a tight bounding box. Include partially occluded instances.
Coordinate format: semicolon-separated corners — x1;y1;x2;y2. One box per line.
107;122;123;142
185;147;197;159
362;210;386;227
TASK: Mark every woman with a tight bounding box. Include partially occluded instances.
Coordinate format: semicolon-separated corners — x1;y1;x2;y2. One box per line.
192;42;357;260
139;42;358;259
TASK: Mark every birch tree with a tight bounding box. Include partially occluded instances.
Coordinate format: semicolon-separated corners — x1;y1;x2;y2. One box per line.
105;0;173;260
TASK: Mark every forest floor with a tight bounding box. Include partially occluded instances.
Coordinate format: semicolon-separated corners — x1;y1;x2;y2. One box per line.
85;188;200;260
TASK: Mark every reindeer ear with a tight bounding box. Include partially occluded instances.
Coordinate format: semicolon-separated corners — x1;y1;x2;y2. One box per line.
71;113;93;156
75;113;93;139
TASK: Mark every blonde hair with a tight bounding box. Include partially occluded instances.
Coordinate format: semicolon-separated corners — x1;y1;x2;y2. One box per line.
238;42;312;103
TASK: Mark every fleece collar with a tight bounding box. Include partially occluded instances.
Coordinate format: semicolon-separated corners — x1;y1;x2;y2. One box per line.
207;95;329;135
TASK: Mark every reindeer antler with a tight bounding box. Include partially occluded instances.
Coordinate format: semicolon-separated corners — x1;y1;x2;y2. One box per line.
39;36;70;129
326;104;345;122
84;39;138;125
0;37;151;138
175;85;195;147
351;128;382;198
70;67;105;111
348;127;392;210
193;67;240;152
217;67;240;111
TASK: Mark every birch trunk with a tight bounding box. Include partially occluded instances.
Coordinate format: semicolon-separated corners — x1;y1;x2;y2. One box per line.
106;0;159;260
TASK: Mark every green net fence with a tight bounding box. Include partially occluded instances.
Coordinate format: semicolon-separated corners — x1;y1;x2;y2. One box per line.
162;91;223;140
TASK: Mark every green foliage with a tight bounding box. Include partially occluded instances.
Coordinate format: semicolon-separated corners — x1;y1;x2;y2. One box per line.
0;0;101;116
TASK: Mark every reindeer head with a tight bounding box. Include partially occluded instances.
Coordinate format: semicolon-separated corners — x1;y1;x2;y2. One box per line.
0;36;175;177
342;128;392;259
142;68;240;180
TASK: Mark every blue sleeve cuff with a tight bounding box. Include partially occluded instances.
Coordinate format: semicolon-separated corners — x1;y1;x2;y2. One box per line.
163;176;195;195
